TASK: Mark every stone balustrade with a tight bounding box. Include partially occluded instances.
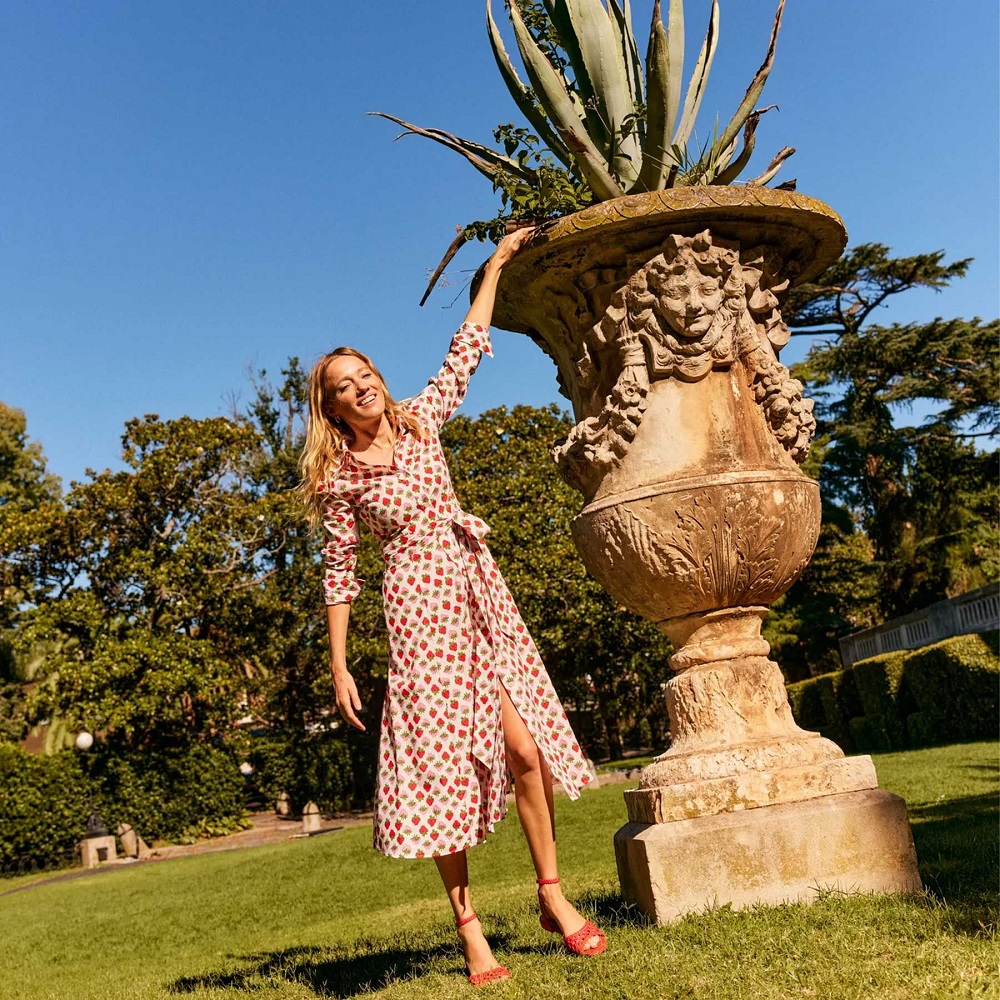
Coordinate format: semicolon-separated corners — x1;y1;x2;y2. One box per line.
839;583;1000;669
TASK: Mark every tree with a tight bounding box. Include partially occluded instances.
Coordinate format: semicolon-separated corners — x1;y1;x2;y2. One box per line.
441;404;672;758
783;243;999;625
0;403;60;515
5;413;272;753
0;403;61;741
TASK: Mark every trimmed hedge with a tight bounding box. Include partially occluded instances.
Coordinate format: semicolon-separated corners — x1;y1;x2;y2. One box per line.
249;730;356;816
786;631;999;753
0;743;92;874
785;668;862;750
0;740;248;877
850;650;909;752
95;741;248;843
904;633;1000;748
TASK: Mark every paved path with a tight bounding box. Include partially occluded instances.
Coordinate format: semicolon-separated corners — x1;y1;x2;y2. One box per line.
0;809;372;897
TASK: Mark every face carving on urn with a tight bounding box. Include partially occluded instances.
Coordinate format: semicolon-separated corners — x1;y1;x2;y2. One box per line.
658;234;729;340
557;226;819;497
610;229;750;382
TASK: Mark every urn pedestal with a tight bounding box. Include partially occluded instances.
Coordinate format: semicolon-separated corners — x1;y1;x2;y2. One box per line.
491;188;921;922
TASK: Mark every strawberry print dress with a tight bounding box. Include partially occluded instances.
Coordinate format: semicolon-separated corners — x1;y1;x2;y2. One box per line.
320;322;592;858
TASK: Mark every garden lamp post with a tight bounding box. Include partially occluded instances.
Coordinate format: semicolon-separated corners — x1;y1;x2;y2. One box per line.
75;730;117;866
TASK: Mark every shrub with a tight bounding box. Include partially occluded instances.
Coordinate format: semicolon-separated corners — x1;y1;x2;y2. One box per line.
786;674;828;731
849;650;910;752
96;740;249;844
250;729;355;816
786;669;862;751
785;630;998;754
903;633;1000;747
0;739;249;876
0;744;92;875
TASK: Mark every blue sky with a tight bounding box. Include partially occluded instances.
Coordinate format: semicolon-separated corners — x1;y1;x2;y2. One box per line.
2;1;997;487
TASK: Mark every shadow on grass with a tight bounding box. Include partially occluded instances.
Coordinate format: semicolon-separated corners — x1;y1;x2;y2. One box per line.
167;929;521;999
576;889;650;929
907;788;998;937
169;942;442;998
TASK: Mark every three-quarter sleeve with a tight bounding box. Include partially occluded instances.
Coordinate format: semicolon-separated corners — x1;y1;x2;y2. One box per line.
413;322;493;428
321;495;363;605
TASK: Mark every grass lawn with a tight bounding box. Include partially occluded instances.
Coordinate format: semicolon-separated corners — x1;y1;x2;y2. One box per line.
1;741;996;1000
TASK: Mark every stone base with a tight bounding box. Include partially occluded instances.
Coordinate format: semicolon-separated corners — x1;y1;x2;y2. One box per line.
79;835;117;869
615;789;921;924
624;755;878;824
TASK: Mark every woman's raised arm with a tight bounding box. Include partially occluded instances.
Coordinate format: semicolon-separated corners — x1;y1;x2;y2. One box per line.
462;228;534;329
413;228;535;427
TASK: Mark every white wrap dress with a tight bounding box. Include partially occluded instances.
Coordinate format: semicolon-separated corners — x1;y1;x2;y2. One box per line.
320;322;592;858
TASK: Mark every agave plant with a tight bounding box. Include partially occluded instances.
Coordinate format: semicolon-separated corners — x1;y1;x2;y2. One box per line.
373;0;793;209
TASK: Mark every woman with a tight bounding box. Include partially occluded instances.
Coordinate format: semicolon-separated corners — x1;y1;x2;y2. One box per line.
301;230;606;985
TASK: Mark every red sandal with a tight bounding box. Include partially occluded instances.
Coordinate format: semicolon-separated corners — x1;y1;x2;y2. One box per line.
536;877;607;957
456;912;511;986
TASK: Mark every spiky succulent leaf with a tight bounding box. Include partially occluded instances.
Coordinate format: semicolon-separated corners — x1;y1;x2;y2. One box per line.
711;104;779;185
711;108;761;185
486;0;574;167
507;0;626;199
664;0;685;141
747;144;795;186
537;0;641;184
673;0;719;149
608;0;645;115
539;0;604;142
634;0;674;192
714;0;785;156
367;112;537;184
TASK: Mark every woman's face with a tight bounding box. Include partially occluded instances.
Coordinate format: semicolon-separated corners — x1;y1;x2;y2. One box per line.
324;354;386;427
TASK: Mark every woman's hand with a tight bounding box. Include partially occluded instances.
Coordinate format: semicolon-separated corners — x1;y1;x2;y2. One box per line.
485;226;535;273
332;667;366;731
466;227;536;328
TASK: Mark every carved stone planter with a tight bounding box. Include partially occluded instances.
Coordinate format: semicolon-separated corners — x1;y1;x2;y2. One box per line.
491;187;921;922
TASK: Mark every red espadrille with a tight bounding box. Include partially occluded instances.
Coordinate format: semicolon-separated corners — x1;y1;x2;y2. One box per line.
457;912;512;986
536;877;607;957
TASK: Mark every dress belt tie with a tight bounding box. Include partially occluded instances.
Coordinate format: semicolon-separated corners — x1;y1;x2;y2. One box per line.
450;511;490;541
446;515;508;772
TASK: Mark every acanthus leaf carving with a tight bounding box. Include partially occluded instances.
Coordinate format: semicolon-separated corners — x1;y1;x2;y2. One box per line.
594;488;811;618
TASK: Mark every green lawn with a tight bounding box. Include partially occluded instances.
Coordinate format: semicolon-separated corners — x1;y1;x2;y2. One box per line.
1;741;996;1000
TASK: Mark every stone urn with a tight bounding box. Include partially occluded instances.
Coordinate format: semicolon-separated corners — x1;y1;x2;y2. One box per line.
490;187;921;923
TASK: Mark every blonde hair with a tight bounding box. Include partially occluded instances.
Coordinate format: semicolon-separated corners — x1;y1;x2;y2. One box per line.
299;347;423;524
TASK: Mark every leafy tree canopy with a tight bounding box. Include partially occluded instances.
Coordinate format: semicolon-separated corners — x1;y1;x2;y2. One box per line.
781;242;998;628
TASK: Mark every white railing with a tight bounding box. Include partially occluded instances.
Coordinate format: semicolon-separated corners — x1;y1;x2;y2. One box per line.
838;583;1000;669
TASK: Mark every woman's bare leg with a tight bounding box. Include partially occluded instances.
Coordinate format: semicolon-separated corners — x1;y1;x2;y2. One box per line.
434;850;503;976
499;683;601;951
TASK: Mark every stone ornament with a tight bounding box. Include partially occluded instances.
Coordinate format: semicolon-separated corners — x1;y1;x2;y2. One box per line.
555;229;815;497
488;187;921;922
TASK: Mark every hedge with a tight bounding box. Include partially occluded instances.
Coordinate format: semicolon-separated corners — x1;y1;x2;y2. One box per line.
0;743;92;874
786;668;862;750
849;650;910;752
95;741;249;843
903;633;1000;748
249;729;361;816
0;740;248;877
786;630;999;754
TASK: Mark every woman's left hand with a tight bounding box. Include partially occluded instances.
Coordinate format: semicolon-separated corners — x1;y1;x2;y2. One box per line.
486;227;535;271
464;225;536;329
